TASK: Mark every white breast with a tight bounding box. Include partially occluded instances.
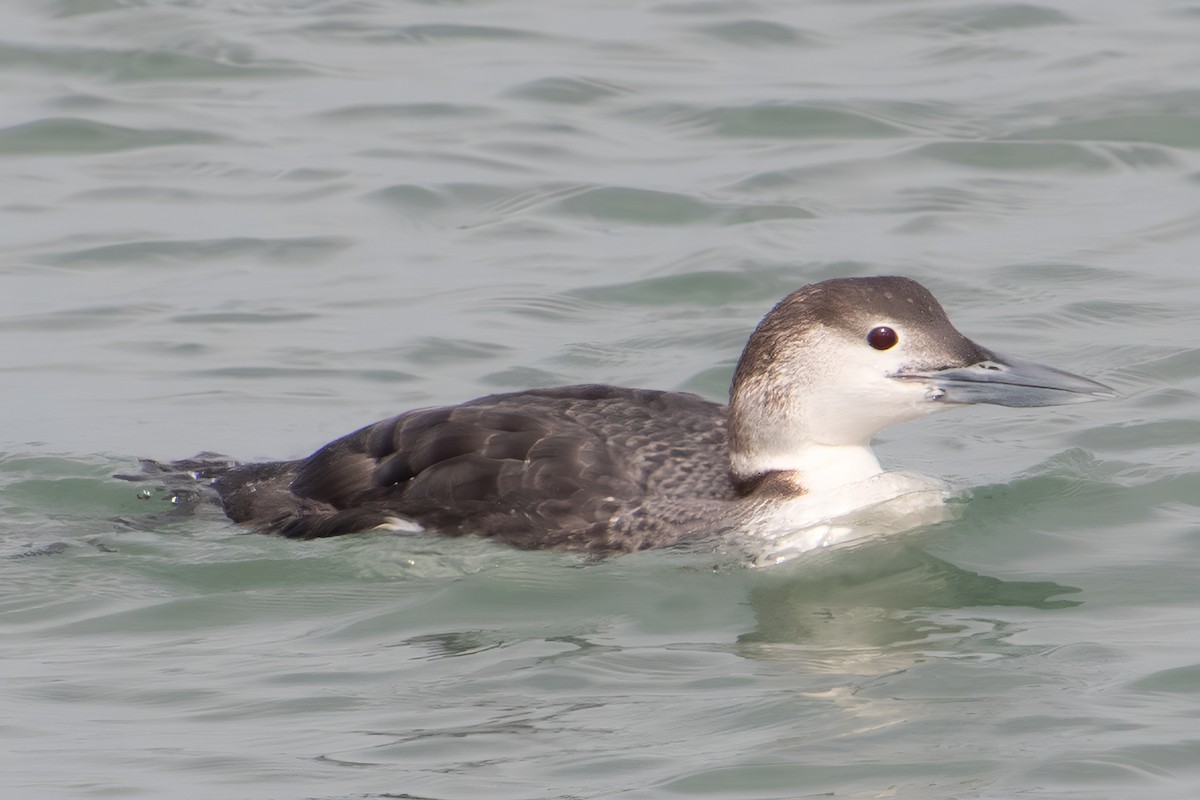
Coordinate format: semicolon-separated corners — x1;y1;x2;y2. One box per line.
742;471;957;565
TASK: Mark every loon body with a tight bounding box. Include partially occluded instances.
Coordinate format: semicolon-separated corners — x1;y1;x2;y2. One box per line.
201;277;1113;554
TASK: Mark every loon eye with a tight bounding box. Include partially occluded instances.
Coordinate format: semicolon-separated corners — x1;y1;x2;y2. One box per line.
867;326;899;350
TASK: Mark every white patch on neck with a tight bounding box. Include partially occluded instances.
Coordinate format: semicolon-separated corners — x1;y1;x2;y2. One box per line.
732;443;884;493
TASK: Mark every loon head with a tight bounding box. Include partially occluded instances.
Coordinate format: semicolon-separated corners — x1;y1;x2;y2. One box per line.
727;276;1115;494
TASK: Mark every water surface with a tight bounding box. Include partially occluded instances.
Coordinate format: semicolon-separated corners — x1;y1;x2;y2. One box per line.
3;1;1200;798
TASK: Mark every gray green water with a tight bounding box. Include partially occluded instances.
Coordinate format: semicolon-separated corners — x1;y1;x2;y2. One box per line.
3;1;1200;798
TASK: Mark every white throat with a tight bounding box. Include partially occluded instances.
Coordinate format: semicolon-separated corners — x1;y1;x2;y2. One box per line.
731;441;884;493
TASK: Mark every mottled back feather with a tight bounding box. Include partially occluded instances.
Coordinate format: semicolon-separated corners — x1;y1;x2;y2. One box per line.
210;385;735;551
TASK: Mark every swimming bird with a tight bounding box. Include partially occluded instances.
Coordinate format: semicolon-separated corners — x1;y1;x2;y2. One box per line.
199;276;1113;554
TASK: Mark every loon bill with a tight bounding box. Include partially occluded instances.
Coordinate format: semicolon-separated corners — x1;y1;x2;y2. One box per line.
191;276;1114;554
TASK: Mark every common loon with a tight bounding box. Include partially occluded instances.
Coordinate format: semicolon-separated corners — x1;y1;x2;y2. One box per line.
188;276;1113;554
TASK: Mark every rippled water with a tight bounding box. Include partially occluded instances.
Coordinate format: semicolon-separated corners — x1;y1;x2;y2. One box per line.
3;1;1200;798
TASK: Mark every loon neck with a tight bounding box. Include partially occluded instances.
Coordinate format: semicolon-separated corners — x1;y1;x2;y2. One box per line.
726;352;885;495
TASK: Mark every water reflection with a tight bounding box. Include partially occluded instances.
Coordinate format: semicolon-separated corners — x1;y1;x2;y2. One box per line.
739;540;1080;648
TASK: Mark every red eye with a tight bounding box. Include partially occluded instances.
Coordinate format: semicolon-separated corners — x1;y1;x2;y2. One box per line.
867;326;898;350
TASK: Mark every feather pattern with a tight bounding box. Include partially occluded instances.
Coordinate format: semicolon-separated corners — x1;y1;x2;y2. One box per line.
212;385;735;552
